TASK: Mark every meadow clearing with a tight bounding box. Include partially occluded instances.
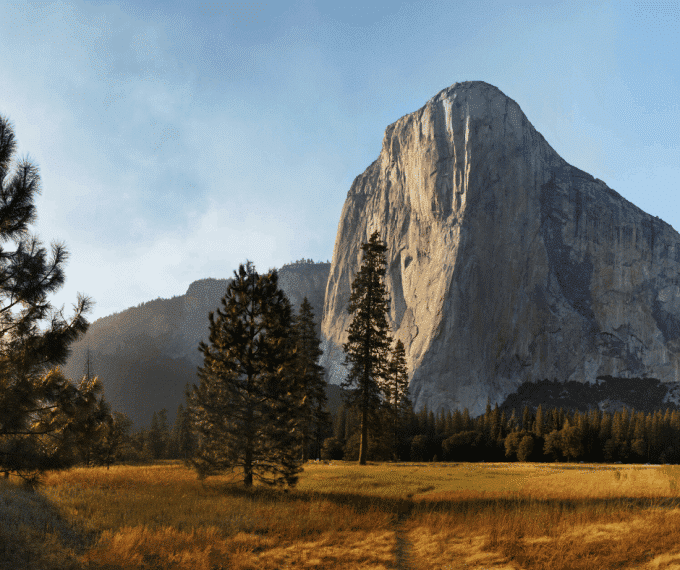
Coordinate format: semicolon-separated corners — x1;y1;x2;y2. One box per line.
2;460;680;569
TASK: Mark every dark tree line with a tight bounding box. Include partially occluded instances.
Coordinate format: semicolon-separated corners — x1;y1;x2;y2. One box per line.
124;400;198;462
322;400;680;465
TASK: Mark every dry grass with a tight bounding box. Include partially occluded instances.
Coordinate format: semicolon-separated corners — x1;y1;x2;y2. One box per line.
2;460;680;568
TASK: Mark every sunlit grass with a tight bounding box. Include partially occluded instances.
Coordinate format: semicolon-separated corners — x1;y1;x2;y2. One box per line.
3;460;680;568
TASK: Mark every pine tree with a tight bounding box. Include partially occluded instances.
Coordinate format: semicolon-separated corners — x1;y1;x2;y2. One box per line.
292;297;330;461
445;410;454;436
147;411;167;460
533;405;545;437
462;408;473;432
382;339;413;460
341;231;393;465
0;114;95;483
95;411;133;468
158;408;170;458
187;261;302;487
452;409;464;435
167;404;182;459
489;403;501;442
522;406;532;432
178;402;197;462
75;391;112;467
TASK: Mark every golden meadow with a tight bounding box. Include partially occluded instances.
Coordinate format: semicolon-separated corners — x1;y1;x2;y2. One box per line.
3;460;680;569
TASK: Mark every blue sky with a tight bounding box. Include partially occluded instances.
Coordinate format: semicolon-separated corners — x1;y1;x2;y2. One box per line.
0;0;678;322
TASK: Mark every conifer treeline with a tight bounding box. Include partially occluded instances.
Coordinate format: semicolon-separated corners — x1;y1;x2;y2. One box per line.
135;396;680;466
323;400;680;464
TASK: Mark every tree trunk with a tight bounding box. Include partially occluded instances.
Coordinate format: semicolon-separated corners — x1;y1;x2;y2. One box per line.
302;423;309;462
244;407;254;487
359;401;368;465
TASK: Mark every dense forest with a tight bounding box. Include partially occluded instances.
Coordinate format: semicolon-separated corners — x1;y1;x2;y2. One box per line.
118;395;680;467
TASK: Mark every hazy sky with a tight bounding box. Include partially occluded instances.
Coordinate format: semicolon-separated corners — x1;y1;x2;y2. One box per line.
1;0;678;323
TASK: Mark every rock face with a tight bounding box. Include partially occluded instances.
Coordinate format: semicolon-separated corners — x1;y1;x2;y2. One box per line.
63;262;330;428
321;80;680;417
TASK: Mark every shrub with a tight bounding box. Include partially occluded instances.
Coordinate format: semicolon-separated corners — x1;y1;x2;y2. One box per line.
321;437;344;460
410;435;429;462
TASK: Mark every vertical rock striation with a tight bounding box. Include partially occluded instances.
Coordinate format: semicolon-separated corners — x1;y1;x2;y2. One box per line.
320;80;680;417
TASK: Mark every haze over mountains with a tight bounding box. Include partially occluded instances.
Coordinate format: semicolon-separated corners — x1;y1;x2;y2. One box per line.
62;261;332;429
65;81;680;428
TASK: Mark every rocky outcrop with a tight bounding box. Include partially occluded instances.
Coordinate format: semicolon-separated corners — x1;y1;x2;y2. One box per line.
321;80;680;417
63;262;330;428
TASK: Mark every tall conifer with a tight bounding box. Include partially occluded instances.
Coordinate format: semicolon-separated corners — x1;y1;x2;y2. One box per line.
292;297;330;461
342;231;392;465
383;339;412;459
188;261;302;487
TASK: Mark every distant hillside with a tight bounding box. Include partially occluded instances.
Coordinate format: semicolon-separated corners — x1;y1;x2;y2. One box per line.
63;262;331;429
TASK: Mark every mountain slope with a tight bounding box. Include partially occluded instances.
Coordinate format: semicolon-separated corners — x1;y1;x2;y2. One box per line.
63;261;330;428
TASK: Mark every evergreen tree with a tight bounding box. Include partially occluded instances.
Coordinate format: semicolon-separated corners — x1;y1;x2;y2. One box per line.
167;404;183;459
0;115;95;483
611;410;625;443
533;405;545;437
489;403;501;441
499;410;508;442
157;408;170;457
417;405;429;436
341;231;393;465
187;261;302;487
64;350;115;467
462;408;473;432
445;410;454;436
452;409;464;434
73;390;112;467
522;406;532;432
96;411;133;468
146;410;168;460
178;403;197;462
382;339;413;460
292;297;329;461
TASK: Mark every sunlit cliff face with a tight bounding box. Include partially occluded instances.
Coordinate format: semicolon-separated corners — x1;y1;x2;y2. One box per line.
321;81;680;416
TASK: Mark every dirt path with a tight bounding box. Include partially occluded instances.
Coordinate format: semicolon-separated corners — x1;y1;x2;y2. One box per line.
393;502;413;570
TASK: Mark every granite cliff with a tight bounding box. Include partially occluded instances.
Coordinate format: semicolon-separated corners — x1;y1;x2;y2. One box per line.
321;80;680;417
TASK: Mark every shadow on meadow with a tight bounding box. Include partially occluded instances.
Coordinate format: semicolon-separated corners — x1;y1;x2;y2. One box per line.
202;473;680;520
5;462;680;570
0;479;100;570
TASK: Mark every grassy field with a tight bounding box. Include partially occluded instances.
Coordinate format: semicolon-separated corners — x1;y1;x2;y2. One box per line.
3;460;680;569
